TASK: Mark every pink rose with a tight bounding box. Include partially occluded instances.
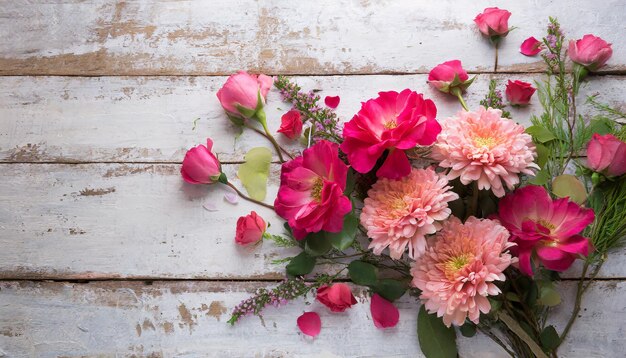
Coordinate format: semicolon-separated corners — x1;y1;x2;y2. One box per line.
428;60;474;94
235;211;267;246
277;110;303;140
569;35;613;71
316;283;357;312
586;133;626;177
274;140;352;239
520;36;542;56
505;80;536;106
474;7;511;39
216;71;273;123
181;138;222;184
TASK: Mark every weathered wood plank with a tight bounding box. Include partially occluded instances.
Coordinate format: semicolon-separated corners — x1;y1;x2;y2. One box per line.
1;0;625;76
1;162;624;280
0;280;623;357
2;74;625;163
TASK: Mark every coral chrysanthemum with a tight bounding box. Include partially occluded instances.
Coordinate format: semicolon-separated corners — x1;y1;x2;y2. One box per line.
432;107;538;197
411;217;515;327
361;167;458;259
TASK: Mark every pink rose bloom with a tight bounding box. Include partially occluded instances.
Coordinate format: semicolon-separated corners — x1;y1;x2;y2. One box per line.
497;185;595;276
274;140;352;239
216;71;273;121
586;133;626;177
520;36;543;56
297;312;321;337
277;110;303;140
340;90;441;180
432;107;538;197
370;294;399;329
235;211;267;246
180;138;222;184
428;60;474;94
569;35;613;71
411;217;515;327
505;80;536;106
316;283;357;312
361;167;458;259
474;7;511;38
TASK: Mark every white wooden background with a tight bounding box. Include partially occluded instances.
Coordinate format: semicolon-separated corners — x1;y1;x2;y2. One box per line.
1;1;625;357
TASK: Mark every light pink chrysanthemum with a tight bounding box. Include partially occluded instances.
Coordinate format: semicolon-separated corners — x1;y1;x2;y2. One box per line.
432;107;538;197
361;167;459;260
411;217;515;327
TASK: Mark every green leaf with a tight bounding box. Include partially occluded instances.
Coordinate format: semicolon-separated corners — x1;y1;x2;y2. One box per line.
344;168;356;195
286;252;316;276
372;279;408;301
538;285;561;306
530;169;551;185
535;143;549;169
587;117;613;136
328;213;359;251
460;322;477;337
539;325;560;351
237;147;272;201
235;104;257;119
304;232;332;257
552;174;587;204
526;125;557;143
347;261;378;286
418;306;458;358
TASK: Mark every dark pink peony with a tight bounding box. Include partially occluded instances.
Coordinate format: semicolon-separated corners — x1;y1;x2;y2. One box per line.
316;283;357;312
340;90;441;179
277;110;303;140
586;133;626;177
274;140;351;239
428;60;474;94
520;37;543;56
497;185;595;276
505;80;536;106
181;138;222;184
474;7;511;38
569;35;613;71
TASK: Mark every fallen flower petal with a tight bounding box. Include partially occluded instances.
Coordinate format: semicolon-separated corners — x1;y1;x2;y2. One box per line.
370;294;399;329
297;312;321;337
520;36;542;56
324;95;340;109
224;191;239;204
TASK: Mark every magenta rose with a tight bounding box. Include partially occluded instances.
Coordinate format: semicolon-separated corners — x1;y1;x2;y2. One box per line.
274;140;352;239
569;35;613;71
277;110;303;140
180;138;222;184
428;60;474;94
216;71;273;124
235;211;267;246
316;283;357;312
474;7;511;39
505;80;536;106
586;133;626;177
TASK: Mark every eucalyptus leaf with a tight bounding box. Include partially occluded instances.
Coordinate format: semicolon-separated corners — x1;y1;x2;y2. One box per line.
237;147;272;201
552;174;587;204
417;306;458;358
540;325;560;351
372;279;408;301
328;213;359;251
347;261;378;286
286;252;316;276
305;232;332;256
539;285;561;306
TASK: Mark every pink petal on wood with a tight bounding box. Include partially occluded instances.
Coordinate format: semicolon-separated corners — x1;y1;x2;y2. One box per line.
324;95;340;109
297;311;321;337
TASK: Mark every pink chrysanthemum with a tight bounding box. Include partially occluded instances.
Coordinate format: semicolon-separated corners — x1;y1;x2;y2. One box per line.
432;107;538;197
411;217;515;327
361;167;459;260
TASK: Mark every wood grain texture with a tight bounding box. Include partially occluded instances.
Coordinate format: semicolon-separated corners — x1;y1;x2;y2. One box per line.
1;162;625;280
0;280;624;357
2;74;626;163
1;0;625;76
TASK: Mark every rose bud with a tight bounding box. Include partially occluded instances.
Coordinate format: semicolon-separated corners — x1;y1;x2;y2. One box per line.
277;110;303;140
316;283;357;312
235;211;267;246
181;138;223;184
427;60;475;95
474;7;511;40
505;80;536;106
569;35;613;72
216;71;273;125
520;36;542;56
586;133;626;177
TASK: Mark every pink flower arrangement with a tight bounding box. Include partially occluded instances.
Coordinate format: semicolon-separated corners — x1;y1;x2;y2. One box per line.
274;140;352;239
340;90;441;179
361;167;459;259
474;7;511;39
316;283;357;312
505;80;536;106
216;71;273;122
277;110;303;140
569;34;613;71
181;138;223;184
432;107;538;197
411;217;515;327
235;211;267;246
497;186;595;275
586;133;626;177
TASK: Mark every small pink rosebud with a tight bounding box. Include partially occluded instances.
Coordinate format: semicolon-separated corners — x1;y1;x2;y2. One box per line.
370;294;399;329
181;138;222;184
474;7;511;39
569;35;613;71
216;71;273;123
505;80;536;106
297;312;321;337
520;37;542;56
277;110;303;140
427;60;474;95
324;95;340;109
316;283;357;312
586;133;626;177
235;211;267;246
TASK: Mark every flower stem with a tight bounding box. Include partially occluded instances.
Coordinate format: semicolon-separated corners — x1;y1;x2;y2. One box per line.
451;87;469;111
498;311;549;358
494;41;499;73
245;123;295;160
254;110;288;163
466;181;480;219
225;182;275;210
477;325;515;357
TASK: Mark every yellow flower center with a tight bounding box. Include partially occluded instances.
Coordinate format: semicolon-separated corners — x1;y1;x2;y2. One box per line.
311;178;323;202
538;219;555;231
473;136;497;148
445;253;472;273
384;120;397;129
